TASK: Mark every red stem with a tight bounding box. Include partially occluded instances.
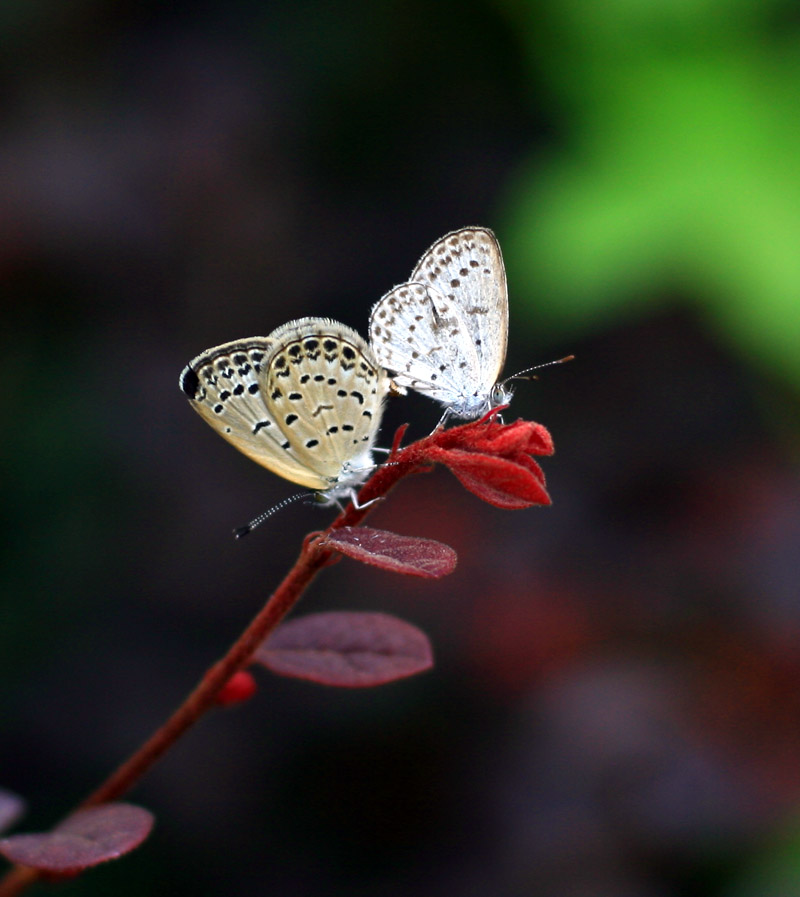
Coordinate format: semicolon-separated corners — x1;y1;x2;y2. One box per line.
78;538;329;810
0;428;432;897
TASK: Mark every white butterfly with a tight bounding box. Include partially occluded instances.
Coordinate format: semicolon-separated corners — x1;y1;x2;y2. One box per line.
369;226;511;420
180;318;390;504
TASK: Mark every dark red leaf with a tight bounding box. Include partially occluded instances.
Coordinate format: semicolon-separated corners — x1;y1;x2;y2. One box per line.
482;419;553;456
437;421;517;454
514;452;547;487
255;611;433;687
0;789;25;835
0;803;154;873
520;421;555;455
427;448;551;508
434;418;554;458
322;527;457;578
389;422;410;456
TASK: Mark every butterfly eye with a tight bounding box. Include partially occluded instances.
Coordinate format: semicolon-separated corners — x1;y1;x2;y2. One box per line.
491;382;512;405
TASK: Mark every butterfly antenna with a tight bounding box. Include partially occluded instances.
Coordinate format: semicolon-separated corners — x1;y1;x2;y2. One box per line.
503;355;575;385
234;491;309;538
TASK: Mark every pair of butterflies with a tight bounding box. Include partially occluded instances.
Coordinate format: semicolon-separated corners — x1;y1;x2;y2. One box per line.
180;227;514;503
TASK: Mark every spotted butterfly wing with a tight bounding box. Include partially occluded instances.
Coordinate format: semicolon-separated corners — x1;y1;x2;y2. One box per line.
369;227;510;420
262;319;388;492
180;318;389;499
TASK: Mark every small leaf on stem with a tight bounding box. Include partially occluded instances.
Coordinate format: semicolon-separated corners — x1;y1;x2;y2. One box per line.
322;527;457;578
255;611;433;687
0;803;154;873
428;448;551;508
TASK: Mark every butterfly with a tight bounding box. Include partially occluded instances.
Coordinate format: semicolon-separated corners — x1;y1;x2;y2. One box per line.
369;226;512;421
179;317;390;504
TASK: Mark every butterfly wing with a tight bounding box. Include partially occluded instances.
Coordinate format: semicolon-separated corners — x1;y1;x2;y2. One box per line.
180;336;331;491
410;227;508;397
263;318;389;493
370;227;508;418
370;281;481;408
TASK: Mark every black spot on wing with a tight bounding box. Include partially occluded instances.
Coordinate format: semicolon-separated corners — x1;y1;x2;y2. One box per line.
180;367;200;398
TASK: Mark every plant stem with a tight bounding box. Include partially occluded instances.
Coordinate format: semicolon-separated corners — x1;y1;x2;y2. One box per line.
0;429;431;897
78;537;333;811
0;535;336;897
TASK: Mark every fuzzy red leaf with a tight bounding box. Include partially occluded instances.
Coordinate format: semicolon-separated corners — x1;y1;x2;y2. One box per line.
520;420;555;455
255;611;433;687
426;448;551;508
0;803;154;873
513;452;547;487
0;790;25;835
435;418;554;457
322;527;457;578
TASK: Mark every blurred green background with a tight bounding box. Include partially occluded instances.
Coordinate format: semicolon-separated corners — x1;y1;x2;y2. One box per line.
3;1;800;895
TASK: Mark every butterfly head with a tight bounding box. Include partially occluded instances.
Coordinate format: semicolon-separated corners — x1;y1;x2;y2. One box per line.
490;380;514;410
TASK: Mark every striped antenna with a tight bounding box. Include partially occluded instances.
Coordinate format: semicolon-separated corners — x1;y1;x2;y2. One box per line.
502;355;575;386
234;491;310;538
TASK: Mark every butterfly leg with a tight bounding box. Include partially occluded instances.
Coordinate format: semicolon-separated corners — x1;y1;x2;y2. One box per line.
349;490;383;511
429;407;452;433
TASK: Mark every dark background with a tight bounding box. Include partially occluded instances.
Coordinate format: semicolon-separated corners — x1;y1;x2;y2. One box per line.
3;1;800;895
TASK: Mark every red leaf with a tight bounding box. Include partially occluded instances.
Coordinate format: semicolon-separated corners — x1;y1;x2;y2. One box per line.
255;612;433;687
427;448;551;508
322;527;457;578
389;422;410;456
435;418;554;457
514;452;547;487
0;789;25;835
0;804;154;873
521;421;555;455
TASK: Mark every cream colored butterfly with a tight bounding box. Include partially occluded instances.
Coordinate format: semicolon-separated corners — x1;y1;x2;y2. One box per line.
369;227;511;420
180;317;390;504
